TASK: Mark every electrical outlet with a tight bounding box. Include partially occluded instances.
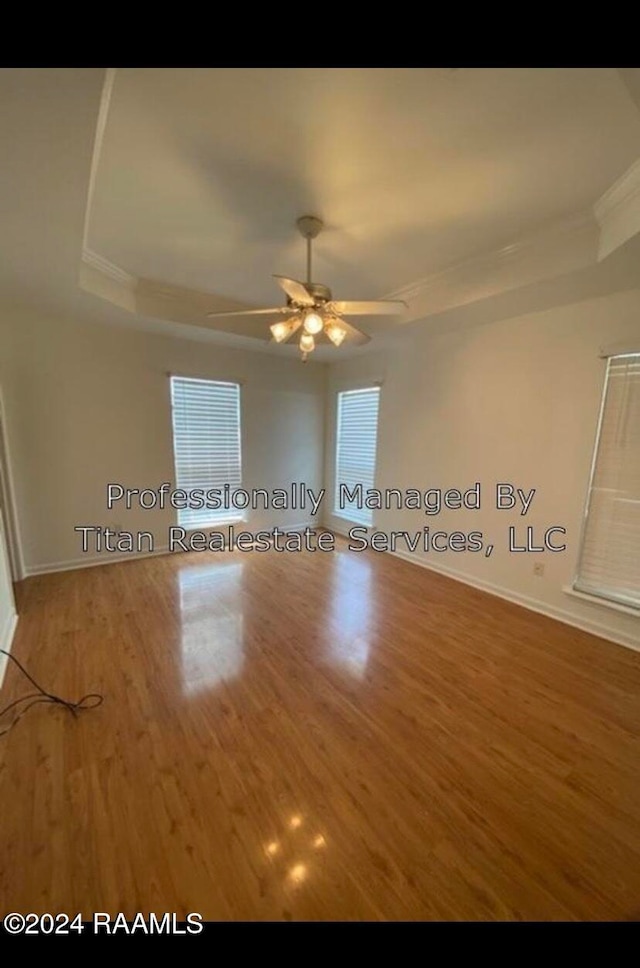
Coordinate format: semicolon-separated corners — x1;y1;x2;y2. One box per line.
533;562;545;577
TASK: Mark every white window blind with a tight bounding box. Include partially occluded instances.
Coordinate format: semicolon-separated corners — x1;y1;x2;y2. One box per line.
575;354;640;610
170;377;242;529
334;387;381;527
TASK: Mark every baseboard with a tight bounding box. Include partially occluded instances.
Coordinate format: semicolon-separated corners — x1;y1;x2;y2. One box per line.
388;547;639;653
0;608;18;691
24;545;171;577
23;522;318;577
327;523;638;653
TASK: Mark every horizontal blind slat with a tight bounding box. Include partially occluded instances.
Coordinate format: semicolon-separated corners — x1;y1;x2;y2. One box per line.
575;355;640;609
170;377;243;528
334;387;381;527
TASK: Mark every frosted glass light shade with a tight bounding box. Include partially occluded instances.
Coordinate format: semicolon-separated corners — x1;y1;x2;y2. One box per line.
270;321;290;343
303;311;324;335
326;322;347;346
270;316;301;343
299;333;315;353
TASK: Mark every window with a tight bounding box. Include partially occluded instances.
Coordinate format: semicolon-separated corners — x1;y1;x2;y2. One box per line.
334;387;381;527
170;376;242;530
575;353;640;610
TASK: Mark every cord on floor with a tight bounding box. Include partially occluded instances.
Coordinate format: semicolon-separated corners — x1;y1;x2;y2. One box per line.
0;648;103;737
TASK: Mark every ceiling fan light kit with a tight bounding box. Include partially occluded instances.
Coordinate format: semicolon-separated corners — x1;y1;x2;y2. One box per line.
302;310;324;335
299;332;315;353
206;215;407;360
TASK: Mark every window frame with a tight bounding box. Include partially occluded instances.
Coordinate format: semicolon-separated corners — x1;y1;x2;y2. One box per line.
573;352;640;612
333;385;381;528
169;375;244;531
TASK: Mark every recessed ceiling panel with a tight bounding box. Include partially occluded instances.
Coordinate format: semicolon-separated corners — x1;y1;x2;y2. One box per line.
88;68;640;308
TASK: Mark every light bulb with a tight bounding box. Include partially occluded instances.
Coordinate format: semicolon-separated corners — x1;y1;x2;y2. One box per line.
326;322;347;347
299;333;315;353
303;311;323;335
270;321;290;343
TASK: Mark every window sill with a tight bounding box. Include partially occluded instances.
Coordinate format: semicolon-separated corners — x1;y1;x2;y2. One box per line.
179;517;246;532
331;511;372;529
562;585;640;618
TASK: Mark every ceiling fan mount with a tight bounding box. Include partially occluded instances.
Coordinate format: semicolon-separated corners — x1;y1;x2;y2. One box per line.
292;281;332;304
206;215;407;360
296;215;323;240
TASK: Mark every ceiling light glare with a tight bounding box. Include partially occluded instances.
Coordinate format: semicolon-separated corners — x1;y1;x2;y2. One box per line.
303;311;324;335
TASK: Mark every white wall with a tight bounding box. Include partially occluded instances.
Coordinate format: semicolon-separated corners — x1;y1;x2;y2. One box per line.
0;305;325;573
324;288;640;650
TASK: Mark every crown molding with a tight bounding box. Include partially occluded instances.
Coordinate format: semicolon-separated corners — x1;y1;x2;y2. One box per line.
79;247;137;313
386;210;598;322
599;340;640;359
79;208;604;346
595;157;640;220
594;156;640;260
82;68;117;254
81;246;136;287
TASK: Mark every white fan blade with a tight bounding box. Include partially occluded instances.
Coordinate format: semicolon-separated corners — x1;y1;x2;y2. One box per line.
330;299;407;316
206;307;285;319
273;275;315;307
332;316;371;346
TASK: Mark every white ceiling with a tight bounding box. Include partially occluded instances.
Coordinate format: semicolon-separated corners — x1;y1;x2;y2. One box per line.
90;68;640;305
2;68;640;359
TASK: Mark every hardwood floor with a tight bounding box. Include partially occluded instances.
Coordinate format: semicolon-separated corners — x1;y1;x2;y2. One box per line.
1;540;639;920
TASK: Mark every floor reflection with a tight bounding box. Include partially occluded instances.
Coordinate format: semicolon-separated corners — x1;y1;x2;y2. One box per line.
179;561;244;694
262;810;328;892
327;550;374;678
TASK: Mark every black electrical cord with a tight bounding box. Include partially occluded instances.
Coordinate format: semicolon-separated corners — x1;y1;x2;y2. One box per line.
0;648;103;737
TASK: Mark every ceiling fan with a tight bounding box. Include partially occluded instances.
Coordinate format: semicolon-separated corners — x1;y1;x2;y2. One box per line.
206;216;407;361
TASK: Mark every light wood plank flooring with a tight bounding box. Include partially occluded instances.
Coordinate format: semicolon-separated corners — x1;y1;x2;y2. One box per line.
1;540;639;920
